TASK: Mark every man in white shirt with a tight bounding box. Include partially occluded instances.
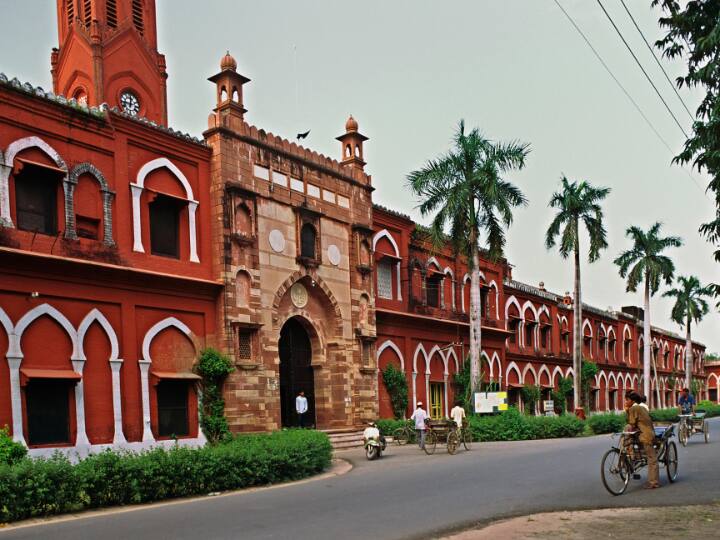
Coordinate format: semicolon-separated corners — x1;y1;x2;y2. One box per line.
450;400;466;430
410;402;429;450
296;391;308;428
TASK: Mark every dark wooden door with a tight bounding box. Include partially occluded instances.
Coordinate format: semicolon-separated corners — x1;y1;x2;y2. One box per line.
279;318;315;427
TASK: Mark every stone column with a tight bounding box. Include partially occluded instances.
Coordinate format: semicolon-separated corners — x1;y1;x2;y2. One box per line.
110;359;126;445
130;184;144;253
425;373;430;414
396;262;402;301
0;163;13;227
411;371;417;410
63;179;78;240
188;200;199;262
138;359;154;442
71;358;90;446
7;356;24;444
443;374;449;417
101;190;115;246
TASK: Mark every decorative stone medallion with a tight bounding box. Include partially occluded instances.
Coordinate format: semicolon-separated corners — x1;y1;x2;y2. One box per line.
327;244;341;266
269;229;285;253
290;282;308;308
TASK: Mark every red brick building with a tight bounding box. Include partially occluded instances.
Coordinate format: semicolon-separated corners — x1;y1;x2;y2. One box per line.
0;1;709;456
0;0;219;457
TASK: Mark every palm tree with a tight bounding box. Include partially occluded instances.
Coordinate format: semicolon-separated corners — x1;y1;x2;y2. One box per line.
546;177;610;411
408;120;530;395
663;275;713;390
614;223;682;403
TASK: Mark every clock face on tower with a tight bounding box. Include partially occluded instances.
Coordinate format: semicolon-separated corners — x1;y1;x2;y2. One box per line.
120;91;140;116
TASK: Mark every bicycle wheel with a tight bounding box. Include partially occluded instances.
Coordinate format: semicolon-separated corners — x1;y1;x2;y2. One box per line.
447;431;459;455
704;421;710;444
393;427;409;446
462;429;472;451
423;431;437;455
679;423;688;447
665;441;678;482
601;448;630;496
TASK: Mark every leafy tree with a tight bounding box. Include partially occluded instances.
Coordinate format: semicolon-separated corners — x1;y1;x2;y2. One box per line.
581;360;599;412
614;223;682;403
546;176;610;410
653;1;720;263
195;348;235;444
551;376;574;414
663;275;713;388
521;384;542;415
408;120;529;396
382;364;409;419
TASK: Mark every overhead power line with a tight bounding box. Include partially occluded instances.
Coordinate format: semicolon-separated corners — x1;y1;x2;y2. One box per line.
595;0;689;138
552;0;706;196
618;0;695;121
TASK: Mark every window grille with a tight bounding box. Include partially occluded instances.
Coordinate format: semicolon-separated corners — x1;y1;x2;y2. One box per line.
106;0;117;28
132;0;144;34
83;0;92;26
67;0;75;26
377;260;392;299
237;331;252;360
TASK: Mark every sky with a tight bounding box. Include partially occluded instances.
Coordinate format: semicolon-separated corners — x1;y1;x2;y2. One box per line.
1;0;718;352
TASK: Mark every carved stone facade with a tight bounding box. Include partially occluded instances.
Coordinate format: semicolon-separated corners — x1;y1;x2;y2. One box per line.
204;55;377;431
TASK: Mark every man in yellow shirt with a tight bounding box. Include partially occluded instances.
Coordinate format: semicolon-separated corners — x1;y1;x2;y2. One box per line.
625;391;659;489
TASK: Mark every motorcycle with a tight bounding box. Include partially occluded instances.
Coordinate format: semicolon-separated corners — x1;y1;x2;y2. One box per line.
363;423;387;460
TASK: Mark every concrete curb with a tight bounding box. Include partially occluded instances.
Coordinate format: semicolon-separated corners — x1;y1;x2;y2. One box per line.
0;458;353;533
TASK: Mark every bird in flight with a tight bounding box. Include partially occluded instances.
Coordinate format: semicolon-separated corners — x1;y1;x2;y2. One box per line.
297;130;310;140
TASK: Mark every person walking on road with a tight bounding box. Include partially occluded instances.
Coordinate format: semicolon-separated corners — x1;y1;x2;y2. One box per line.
450;400;466;431
296;390;308;428
411;402;429;450
626;391;660;489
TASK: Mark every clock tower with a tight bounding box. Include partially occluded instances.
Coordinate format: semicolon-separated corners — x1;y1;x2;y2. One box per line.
51;0;168;124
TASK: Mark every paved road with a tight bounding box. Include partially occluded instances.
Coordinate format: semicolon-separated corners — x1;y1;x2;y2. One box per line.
4;419;720;540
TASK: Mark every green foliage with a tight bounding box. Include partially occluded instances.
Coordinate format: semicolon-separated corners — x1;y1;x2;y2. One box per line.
466;407;584;442
381;364;409;419
580;360;599;412
0;430;331;523
551;376;574;413
376;418;412;437
195;348;234;444
520;384;541;415
0;427;26;466
653;1;720;261
663;275;713;328
453;360;492;412
586;413;626;434
690;379;703;399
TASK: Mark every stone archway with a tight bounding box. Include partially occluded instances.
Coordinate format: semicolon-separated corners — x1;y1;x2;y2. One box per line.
279;317;315;428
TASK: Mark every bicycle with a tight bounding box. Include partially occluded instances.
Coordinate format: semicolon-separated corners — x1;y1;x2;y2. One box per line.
600;424;678;496
449;420;472;452
392;422;416;445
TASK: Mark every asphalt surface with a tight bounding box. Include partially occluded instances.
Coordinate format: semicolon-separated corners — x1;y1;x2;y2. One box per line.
3;419;720;540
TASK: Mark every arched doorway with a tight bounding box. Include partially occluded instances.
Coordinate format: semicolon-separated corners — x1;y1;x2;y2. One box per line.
279;318;315;427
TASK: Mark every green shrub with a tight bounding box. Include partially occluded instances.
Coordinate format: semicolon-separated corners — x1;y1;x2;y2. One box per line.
196;348;235;444
381;364;409;419
587;413;625;434
650;408;679;423
376;418;412;437
466;407;584;442
0;429;331;523
0;427;26;466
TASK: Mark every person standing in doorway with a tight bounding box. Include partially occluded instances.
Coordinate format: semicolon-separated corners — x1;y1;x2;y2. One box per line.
411;401;429;450
296;390;308;428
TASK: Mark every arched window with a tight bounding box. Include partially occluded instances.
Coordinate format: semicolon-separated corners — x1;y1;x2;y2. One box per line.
149;194;181;258
300;223;316;259
232;88;239;102
377;259;393;299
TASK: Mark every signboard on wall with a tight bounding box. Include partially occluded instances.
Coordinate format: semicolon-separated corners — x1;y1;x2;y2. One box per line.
474;391;508;414
543;400;554;412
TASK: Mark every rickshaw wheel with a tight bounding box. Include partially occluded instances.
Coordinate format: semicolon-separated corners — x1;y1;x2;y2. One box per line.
666;441;678;482
424;430;437;455
447;431;458;455
704;421;709;443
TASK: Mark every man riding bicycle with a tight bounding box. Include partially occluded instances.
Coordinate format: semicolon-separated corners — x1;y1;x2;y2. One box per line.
678;387;696;415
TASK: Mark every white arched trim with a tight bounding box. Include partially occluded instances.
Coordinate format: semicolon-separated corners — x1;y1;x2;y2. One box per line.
624;373;632;387
565;367;575;379
608;372;617;387
505;295;522;318
551;366;565;383
443;266;455;279
506;361;521;386
77;309;119;361
135;157;194;200
372;229;400;257
582;319;593;336
376;339;405;371
445;347;459;373
487;280;499;319
522;363;538;385
443;267;455;311
623;324;632;339
14;303;79;359
463;273;471;285
427;344;447;375
412;343;428;374
141;317;193;362
537;305;550;319
130;158;199;262
538;364;551;385
0;307;13;343
426;257;441;271
480;351;491;376
521;300;538;319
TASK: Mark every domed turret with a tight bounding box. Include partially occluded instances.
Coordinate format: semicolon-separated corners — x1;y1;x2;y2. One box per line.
220;51;237;72
337;115;368;170
345;115;358;132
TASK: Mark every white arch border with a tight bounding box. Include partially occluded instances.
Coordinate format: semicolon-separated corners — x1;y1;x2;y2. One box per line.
376;339;404;371
372;229;402;301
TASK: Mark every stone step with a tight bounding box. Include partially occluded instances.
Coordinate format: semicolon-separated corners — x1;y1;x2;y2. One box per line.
323;428;366;450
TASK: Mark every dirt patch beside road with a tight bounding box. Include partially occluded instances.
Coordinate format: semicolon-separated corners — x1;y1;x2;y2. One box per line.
443;504;720;539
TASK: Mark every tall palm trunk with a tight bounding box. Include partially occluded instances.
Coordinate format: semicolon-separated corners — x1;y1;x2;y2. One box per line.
685;315;692;390
573;229;582;410
651;347;661;408
469;227;482;397
643;275;651;401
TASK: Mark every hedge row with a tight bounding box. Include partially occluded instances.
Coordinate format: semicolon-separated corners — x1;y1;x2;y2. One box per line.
0;429;332;523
